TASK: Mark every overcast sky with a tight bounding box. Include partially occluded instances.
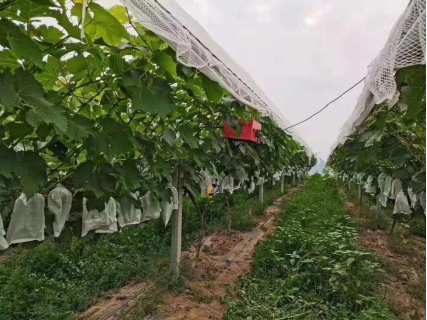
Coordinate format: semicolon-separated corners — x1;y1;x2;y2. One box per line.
108;0;408;159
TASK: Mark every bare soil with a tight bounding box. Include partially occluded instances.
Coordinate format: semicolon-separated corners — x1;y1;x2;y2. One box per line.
344;197;426;320
80;186;303;320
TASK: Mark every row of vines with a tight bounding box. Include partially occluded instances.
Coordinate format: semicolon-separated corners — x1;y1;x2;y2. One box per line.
0;0;314;237
327;65;426;228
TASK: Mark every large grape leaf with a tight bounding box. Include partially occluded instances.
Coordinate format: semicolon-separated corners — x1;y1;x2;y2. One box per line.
400;69;426;120
66;115;93;140
12;70;68;131
116;159;140;191
0;144;16;178
180;125;199;149
16;151;47;197
199;73;224;103
85;3;129;46
162;127;176;146
35;25;64;44
0;72;18;108
131;78;175;118
73;162;105;198
51;10;81;40
16;0;51;22
153;52;177;78
34;56;62;89
7;24;43;68
108;5;129;24
0;50;21;71
87;118;133;158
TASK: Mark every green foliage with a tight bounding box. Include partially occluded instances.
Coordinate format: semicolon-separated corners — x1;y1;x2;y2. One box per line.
0;179;281;320
0;222;170;320
328;66;426;201
0;1;313;213
225;177;396;320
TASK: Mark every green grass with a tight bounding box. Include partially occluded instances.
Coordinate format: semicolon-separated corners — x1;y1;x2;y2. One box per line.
0;184;284;320
225;176;395;320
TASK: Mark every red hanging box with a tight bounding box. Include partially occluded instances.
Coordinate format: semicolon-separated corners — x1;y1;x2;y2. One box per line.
223;119;262;144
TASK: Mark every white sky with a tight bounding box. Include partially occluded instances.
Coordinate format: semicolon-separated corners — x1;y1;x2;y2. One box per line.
106;0;408;159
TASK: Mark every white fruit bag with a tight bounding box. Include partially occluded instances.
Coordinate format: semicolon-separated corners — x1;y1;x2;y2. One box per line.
0;214;8;250
390;179;402;200
142;191;161;222
379;175;392;207
81;198;110;237
6;193;45;245
393;190;412;216
117;194;142;228
48;184;72;237
248;176;256;194
95;198;118;234
420;192;426;214
161;185;178;227
222;175;234;194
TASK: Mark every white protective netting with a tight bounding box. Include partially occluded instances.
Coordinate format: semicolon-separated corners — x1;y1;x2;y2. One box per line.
120;0;312;154
334;0;426;148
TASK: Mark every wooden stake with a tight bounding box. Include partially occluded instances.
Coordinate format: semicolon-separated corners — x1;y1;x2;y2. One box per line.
376;195;381;214
259;182;264;203
281;175;285;194
171;170;183;277
358;184;362;203
292;174;296;186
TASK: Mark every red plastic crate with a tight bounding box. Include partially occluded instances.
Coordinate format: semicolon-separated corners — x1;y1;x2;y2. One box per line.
223;119;262;143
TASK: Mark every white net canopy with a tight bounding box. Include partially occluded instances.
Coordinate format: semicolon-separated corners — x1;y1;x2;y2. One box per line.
120;0;312;154
333;0;426;149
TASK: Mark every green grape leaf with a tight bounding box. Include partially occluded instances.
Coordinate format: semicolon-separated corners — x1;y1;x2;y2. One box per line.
200;73;224;103
401;69;426;120
87;118;133;158
34;56;62;89
0;72;18;108
25;96;68;132
7;25;43;68
100;118;133;156
16;0;51;23
153;52;177;78
162;127;176;146
108;5;129;24
180;125;199;149
66;55;86;74
116;159;140;191
85;3;129;46
16;150;47;197
108;54;126;74
0;144;17;178
0;50;21;71
132;78;175;118
51;10;81;40
66;115;93;140
73;162;105;198
35;25;64;44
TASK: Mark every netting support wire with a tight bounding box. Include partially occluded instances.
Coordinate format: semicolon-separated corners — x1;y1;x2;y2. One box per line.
283;77;366;131
171;169;183;277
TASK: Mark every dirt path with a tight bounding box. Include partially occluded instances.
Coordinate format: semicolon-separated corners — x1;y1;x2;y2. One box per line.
344;196;426;320
80;186;303;320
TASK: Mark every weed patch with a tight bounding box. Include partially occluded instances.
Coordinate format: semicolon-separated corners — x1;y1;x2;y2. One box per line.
225;177;395;320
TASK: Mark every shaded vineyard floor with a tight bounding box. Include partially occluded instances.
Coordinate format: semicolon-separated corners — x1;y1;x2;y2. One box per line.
344;188;426;320
79;186;304;320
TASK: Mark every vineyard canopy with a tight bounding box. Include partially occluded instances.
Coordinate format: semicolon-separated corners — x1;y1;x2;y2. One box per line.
333;0;426;149
120;0;312;154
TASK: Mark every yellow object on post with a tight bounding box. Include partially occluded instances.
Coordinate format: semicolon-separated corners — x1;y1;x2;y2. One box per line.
206;186;213;199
